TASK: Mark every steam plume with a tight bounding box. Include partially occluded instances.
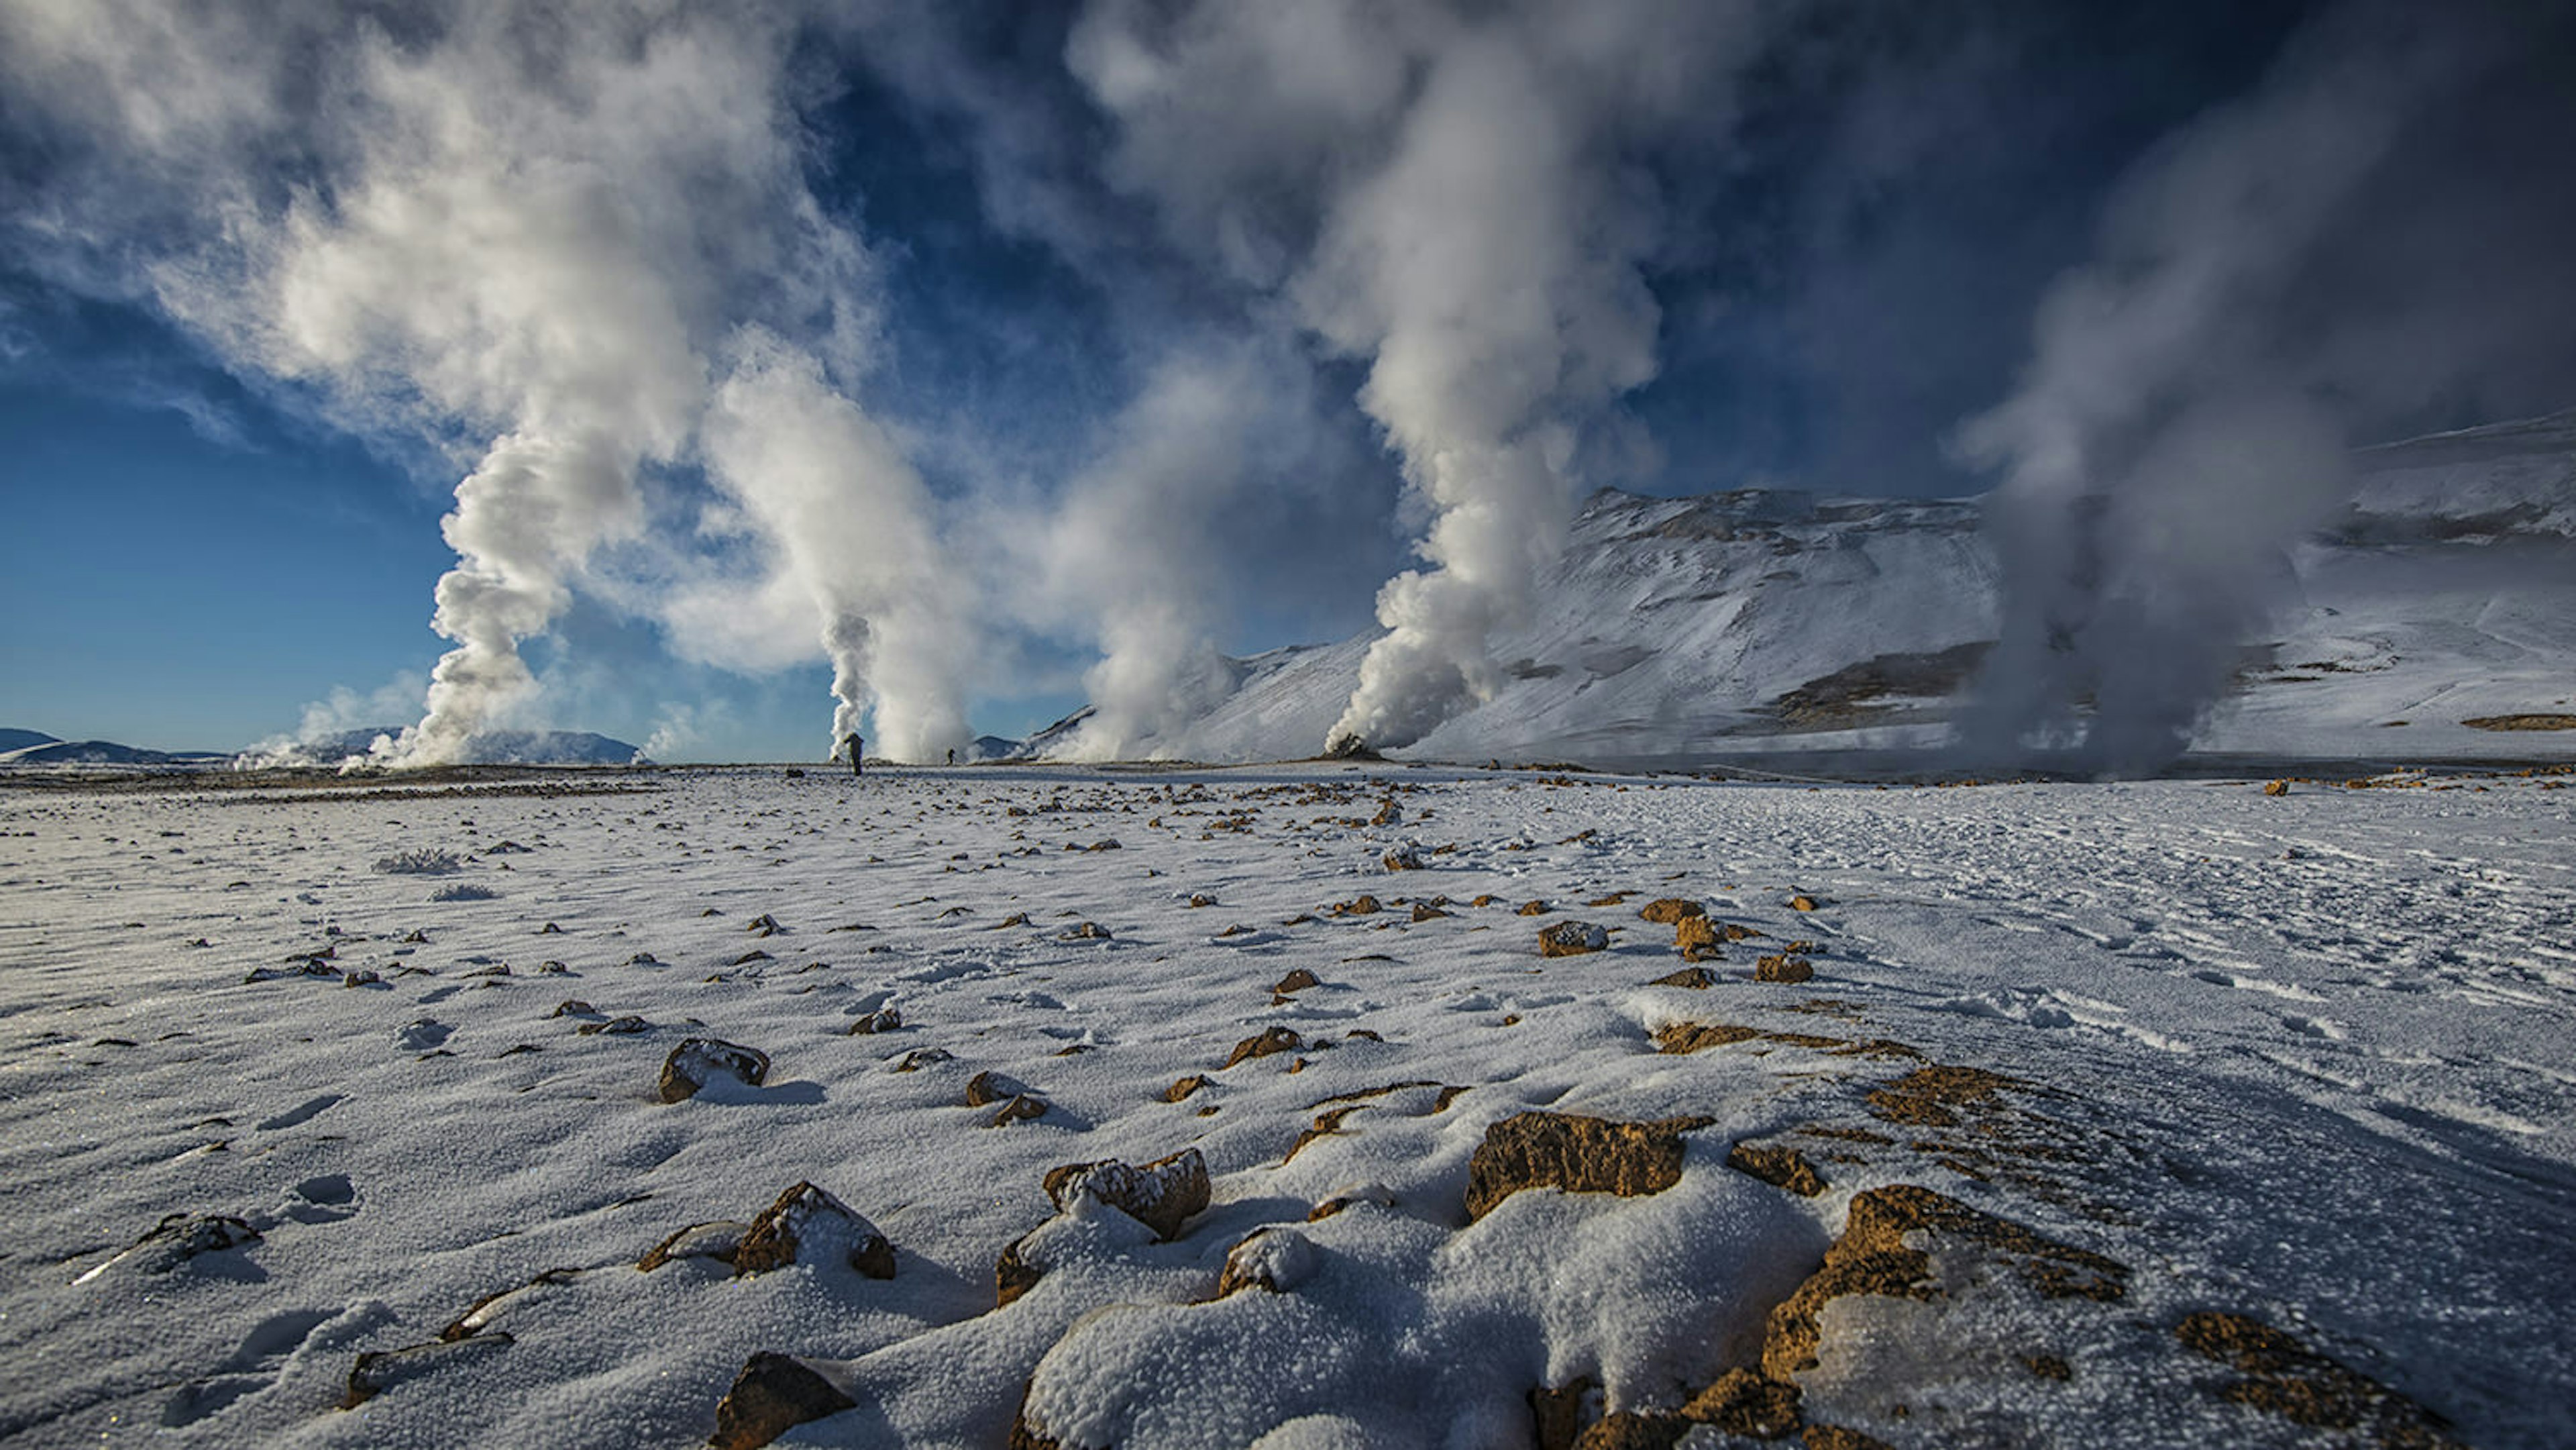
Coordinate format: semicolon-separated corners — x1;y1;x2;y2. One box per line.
1958;0;2571;774
702;333;975;762
1071;0;1766;753
1;0;962;765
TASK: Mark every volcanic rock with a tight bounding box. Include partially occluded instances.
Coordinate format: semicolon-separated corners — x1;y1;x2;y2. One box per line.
735;1182;895;1279
1464;1111;1715;1221
1538;921;1609;957
1043;1147;1210;1240
1224;1025;1304;1066
639;1221;751;1272
657;1037;769;1102
709;1351;856;1450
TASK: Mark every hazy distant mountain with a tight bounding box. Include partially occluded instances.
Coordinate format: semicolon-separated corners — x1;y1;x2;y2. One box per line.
1008;411;2576;766
0;737;228;766
252;728;649;768
0;729;61;753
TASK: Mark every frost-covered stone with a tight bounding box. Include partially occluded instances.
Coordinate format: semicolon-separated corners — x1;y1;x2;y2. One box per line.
710;1351;855;1450
1381;841;1425;871
734;1182;894;1279
655;1037;769;1102
75;1212;260;1282
342;1334;512;1408
1216;1227;1318;1296
1755;953;1814;983
638;1220;751;1272
1042;1147;1210;1241
1538;921;1609;957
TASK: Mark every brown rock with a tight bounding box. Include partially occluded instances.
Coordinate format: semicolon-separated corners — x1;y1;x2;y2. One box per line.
1764;1184;2129;1382
995;1234;1044;1306
1864;1064;2021;1127
892;1047;953;1072
343;1335;513;1409
1723;923;1764;941
843;1008;901;1035
2263;778;2291;796
1332;895;1383;916
1471;894;1502;907
2175;1312;2463;1447
440;1267;580;1341
1042;1148;1210;1240
1538;921;1609;957
964;1070;1012;1107
1214;1227;1317;1296
1674;917;1723;961
1755;953;1813;984
1271;968;1320;995
985;1093;1049;1127
709;1351;856;1450
1788;894;1823;911
735;1182;895;1280
1532;1378;1601;1450
1161;1074;1212;1102
1725;1143;1825;1196
1654;1021;1762;1053
1682;1368;1803;1438
1517;900;1552;916
1224;1025;1305;1067
639;1221;751;1272
1650;966;1715;989
1411;902;1451;921
1638;897;1705;924
1464;1110;1715;1221
656;1037;769;1102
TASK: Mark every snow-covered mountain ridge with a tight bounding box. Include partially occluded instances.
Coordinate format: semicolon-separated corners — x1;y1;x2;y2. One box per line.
1033;413;2576;766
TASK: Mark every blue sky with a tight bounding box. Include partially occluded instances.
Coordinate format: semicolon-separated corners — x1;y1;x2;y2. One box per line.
3;0;2564;762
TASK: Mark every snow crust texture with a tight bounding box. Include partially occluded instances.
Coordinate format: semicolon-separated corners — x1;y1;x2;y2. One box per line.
0;762;2571;1447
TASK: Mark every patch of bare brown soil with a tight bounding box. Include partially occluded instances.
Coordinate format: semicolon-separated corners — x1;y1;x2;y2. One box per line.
2461;713;2576;731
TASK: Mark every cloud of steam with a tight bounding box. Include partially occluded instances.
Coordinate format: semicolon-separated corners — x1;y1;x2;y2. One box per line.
0;0;972;765
1071;0;1770;752
1026;338;1338;760
1957;0;2576;774
699;331;975;762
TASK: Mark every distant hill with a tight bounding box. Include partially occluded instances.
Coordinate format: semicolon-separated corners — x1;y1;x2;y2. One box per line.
0;729;61;753
254;728;650;768
0;738;228;766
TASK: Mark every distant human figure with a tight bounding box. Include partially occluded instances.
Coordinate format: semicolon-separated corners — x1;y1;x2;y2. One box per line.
947;747;956;766
845;733;863;778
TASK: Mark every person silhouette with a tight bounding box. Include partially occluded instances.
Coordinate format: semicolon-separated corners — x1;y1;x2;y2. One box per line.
844;733;863;778
947;747;956;766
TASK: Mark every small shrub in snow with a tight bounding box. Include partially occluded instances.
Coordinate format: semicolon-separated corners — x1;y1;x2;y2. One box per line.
373;847;464;875
429;883;498;902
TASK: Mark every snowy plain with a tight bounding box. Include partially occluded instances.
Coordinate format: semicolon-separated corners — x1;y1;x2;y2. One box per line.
1;760;2571;1448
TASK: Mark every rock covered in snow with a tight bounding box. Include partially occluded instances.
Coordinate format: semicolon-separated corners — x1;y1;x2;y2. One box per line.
74;1212;261;1282
638;1221;752;1273
656;1037;769;1102
343;1334;513;1408
1215;1227;1318;1297
1537;921;1609;957
1042;1148;1210;1241
734;1182;894;1279
1223;1026;1303;1067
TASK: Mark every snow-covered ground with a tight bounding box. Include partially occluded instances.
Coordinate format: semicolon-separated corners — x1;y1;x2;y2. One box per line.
1030;412;2576;768
2;762;2571;1448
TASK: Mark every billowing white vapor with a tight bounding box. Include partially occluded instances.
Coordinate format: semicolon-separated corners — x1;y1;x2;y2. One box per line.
1071;0;1768;754
0;0;970;765
1959;1;2563;774
702;333;975;763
